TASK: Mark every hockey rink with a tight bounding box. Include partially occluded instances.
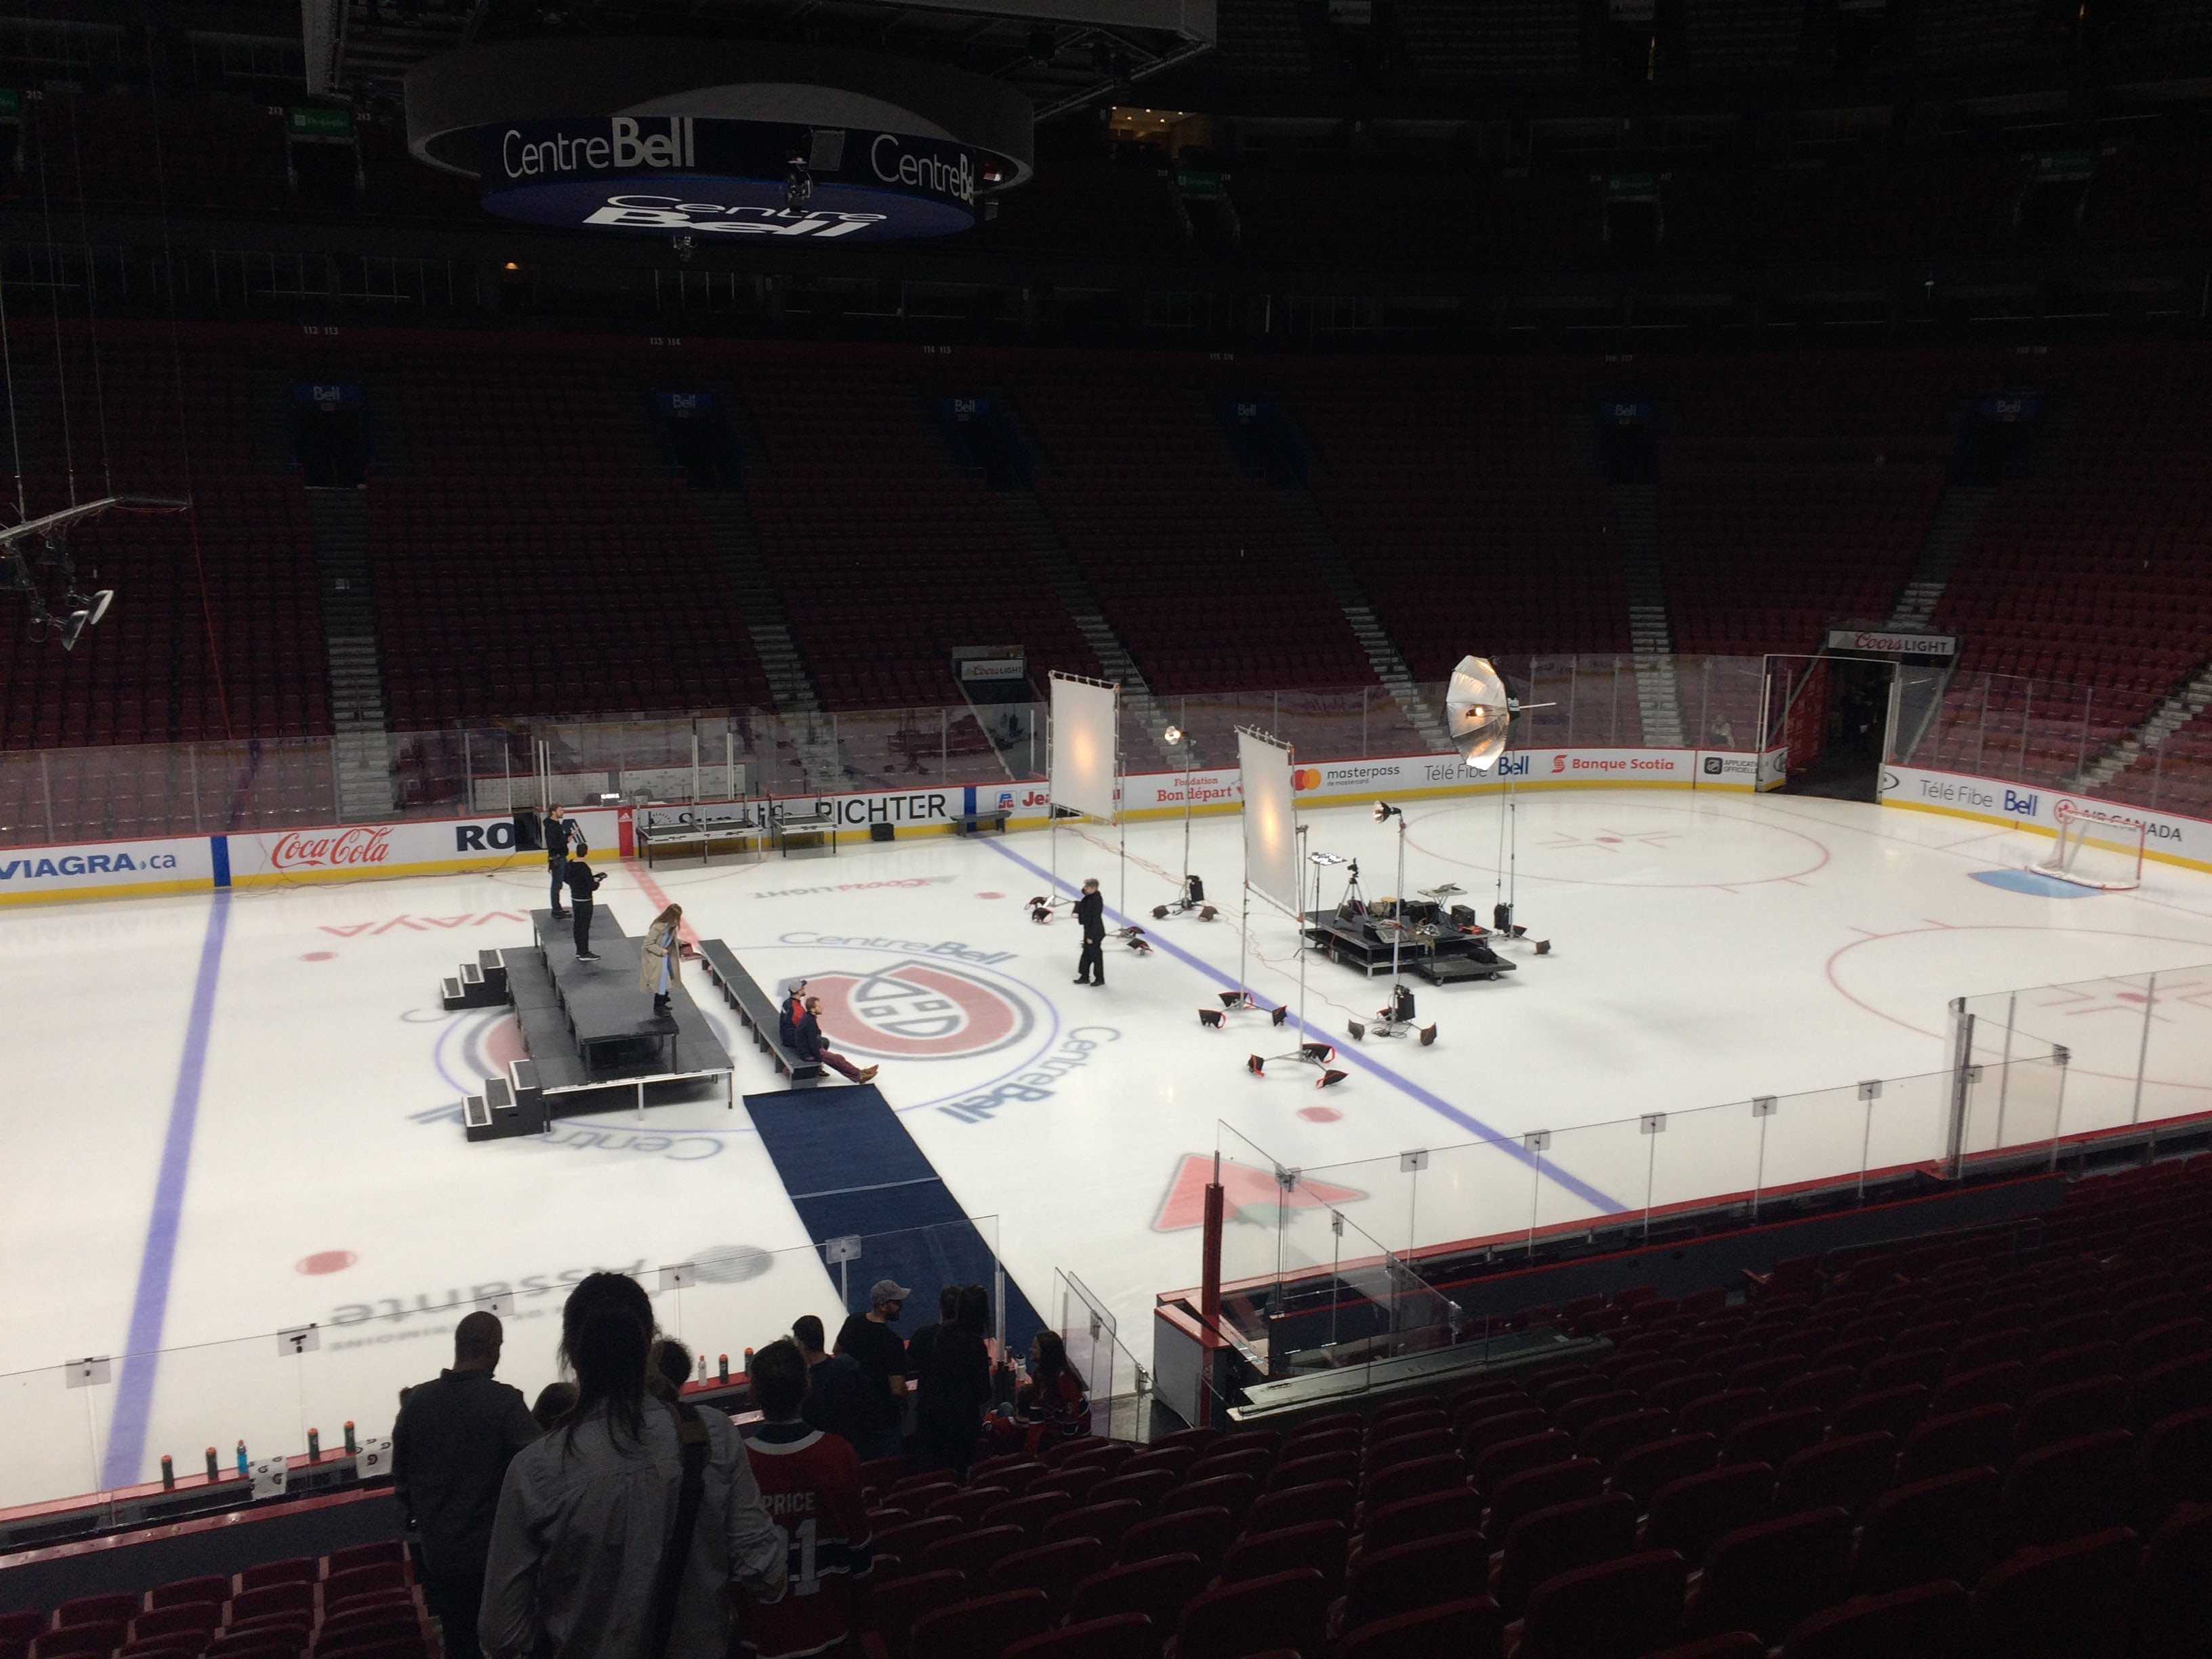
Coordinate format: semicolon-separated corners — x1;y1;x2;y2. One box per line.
5;786;2212;1509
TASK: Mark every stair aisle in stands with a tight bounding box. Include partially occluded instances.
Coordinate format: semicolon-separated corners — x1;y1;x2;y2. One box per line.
1612;483;1685;748
304;489;395;821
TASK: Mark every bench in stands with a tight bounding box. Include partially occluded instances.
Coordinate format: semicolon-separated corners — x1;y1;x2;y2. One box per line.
698;939;821;1086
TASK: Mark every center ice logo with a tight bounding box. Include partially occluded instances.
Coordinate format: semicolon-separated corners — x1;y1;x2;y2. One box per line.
808;961;1036;1060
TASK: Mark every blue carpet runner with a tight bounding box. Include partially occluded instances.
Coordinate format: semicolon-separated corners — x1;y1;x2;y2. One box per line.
745;1084;1048;1355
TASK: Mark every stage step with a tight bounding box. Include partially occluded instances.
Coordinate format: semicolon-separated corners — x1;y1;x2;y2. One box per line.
443;956;509;1011
478;948;510;997
464;1073;544;1142
510;1058;540;1104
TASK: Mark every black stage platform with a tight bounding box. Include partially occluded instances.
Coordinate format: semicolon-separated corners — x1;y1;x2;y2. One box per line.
447;906;736;1142
1303;907;1517;983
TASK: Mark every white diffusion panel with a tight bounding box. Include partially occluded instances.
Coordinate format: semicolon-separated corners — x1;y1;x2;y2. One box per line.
1050;674;1120;821
1239;726;1300;916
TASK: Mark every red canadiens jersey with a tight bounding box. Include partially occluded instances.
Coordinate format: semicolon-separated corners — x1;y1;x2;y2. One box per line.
739;1423;875;1659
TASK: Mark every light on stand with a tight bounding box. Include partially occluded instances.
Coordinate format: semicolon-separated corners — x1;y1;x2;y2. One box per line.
1156;726;1209;921
1447;653;1558;956
1348;800;1432;1044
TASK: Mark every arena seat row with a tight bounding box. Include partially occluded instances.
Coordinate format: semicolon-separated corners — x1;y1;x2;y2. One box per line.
733;369;1104;710
1925;346;2212;792
365;472;775;726
9;1158;2205;1659
842;1156;2212;1659
1004;366;1374;697
1280;358;1634;686
0;1540;424;1659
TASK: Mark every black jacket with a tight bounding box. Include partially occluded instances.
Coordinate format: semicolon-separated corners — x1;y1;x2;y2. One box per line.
1075;889;1105;941
544;815;582;863
794;1009;831;1061
391;1368;538;1576
562;861;605;904
916;1326;994;1448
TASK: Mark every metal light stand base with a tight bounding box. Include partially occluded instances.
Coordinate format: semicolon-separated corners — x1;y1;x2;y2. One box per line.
1347;808;1439;1046
1246;826;1347;1086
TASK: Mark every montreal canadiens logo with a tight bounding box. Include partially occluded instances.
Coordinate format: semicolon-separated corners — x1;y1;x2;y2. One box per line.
807;960;1035;1061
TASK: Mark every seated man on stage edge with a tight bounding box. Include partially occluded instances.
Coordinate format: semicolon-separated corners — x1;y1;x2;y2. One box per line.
795;994;878;1085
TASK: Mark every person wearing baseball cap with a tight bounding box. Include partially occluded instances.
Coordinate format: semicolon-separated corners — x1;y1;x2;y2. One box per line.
832;1280;912;1462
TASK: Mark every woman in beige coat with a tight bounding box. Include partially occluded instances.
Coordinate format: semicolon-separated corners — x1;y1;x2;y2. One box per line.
639;903;683;1015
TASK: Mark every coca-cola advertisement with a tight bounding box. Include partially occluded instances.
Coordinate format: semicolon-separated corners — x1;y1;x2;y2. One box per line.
267;826;393;870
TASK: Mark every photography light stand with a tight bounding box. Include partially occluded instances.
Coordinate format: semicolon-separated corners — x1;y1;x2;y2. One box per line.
1244;825;1345;1085
1347;802;1437;1044
1153;725;1218;922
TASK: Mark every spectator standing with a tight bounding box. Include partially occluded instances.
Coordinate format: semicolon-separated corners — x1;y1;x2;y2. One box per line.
832;1282;910;1462
737;1340;874;1659
394;1312;539;1659
903;1287;961;1409
481;1273;785;1659
915;1286;994;1479
792;1317;870;1452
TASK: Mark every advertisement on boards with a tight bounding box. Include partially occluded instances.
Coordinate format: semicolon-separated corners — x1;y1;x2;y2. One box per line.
0;834;216;903
1879;766;2208;872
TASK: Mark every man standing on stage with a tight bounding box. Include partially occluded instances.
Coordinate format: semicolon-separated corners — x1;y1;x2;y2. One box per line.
544;805;583;920
562;849;605;960
1074;876;1106;987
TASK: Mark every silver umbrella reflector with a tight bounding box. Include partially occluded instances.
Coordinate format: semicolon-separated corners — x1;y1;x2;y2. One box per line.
1446;655;1515;771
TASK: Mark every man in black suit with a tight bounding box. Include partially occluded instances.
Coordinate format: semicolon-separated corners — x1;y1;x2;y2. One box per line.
562;849;605;959
1073;877;1106;987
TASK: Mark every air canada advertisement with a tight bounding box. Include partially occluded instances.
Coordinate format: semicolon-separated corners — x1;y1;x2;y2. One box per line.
1881;765;2207;870
478;116;978;241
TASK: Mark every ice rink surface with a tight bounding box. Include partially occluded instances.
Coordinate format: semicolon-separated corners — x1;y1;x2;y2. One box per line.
7;787;2212;1504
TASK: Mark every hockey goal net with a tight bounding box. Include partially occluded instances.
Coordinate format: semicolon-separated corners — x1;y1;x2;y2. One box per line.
2030;805;2146;891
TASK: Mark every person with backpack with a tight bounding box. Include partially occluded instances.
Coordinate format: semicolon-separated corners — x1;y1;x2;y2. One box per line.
480;1273;785;1659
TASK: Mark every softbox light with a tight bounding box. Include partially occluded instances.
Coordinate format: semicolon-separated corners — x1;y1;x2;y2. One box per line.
1049;673;1120;821
1237;726;1300;916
